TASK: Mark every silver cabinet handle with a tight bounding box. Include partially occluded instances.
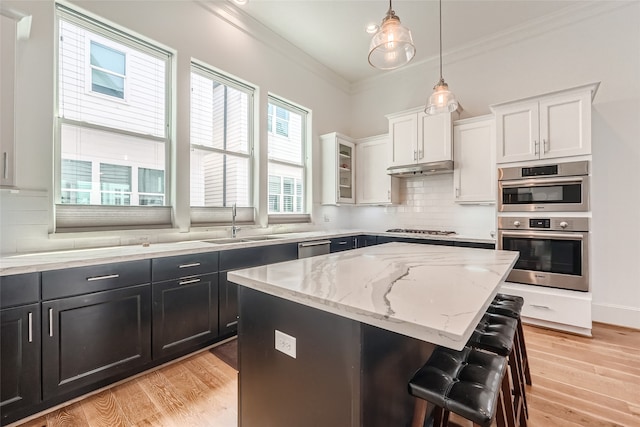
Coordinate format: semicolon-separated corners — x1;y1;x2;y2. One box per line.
534;140;539;155
49;308;54;337
226;320;238;328
413;150;417;161
179;278;201;286
179;262;201;269
2;152;7;180
530;304;551;310
543;139;549;153
87;274;119;282
387;190;391;200
28;312;33;343
338;241;348;245
455;187;460;198
418;149;423;159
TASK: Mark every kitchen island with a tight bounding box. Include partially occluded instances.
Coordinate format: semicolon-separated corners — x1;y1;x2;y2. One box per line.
228;242;518;427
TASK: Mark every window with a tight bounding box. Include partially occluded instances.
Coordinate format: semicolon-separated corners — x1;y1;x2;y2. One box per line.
61;159;92;205
267;96;309;220
138;168;165;206
190;63;254;221
89;41;125;99
268;104;289;138
55;5;171;230
268;175;303;213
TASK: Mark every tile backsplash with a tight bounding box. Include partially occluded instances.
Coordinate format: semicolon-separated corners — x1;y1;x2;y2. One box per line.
322;174;497;238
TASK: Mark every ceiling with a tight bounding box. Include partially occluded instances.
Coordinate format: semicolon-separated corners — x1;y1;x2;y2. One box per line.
232;0;586;83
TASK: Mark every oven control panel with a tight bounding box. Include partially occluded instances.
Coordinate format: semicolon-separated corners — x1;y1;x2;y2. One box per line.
529;218;551;228
498;217;590;232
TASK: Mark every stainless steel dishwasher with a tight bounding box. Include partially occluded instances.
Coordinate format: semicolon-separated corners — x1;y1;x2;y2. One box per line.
297;240;331;258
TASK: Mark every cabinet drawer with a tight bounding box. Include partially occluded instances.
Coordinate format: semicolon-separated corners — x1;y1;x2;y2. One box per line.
0;273;40;309
500;282;591;329
42;260;151;300
219;244;298;271
330;237;355;252
152;252;218;282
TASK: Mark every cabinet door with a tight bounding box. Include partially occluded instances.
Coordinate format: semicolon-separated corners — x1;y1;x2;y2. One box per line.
330;236;355;252
219;272;239;336
495;101;540;163
453;118;496;203
337;138;356;204
42;284;151;400
389;113;417;167
152;273;219;360
356;136;399;205
1;15;16;187
539;91;591;159
1;304;41;419
418;112;452;163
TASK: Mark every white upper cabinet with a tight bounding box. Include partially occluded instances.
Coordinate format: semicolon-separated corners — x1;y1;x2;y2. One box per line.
320;132;355;205
355;134;399;205
386;107;457;168
1;15;17;187
453;116;496;204
491;82;599;164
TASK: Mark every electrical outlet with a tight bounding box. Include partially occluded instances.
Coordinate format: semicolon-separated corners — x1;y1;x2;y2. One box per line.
274;330;296;359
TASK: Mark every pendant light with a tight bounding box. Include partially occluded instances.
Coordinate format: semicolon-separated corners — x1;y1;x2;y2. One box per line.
368;0;415;70
425;0;459;115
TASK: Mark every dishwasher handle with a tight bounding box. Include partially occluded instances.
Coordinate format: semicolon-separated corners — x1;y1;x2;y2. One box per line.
298;240;331;247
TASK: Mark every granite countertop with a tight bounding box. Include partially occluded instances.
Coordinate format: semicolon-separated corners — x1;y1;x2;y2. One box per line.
228;242;518;350
0;230;495;276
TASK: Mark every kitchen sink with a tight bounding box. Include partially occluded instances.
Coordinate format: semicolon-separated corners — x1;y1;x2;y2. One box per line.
241;235;286;241
200;235;286;245
200;238;248;245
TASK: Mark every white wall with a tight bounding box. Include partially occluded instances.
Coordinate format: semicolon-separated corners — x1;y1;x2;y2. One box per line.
347;2;640;328
1;0;353;253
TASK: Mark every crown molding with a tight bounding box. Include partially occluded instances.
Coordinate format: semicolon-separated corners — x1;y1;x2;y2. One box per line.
194;1;351;94
350;1;634;95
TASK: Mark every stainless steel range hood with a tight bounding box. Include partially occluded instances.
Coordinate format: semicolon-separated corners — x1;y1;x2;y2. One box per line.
386;160;454;177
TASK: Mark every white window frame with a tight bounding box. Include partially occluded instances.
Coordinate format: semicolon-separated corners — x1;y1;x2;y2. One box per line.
267;95;310;224
189;62;256;226
54;4;173;232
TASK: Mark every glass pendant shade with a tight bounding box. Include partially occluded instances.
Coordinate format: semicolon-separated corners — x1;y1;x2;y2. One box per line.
368;13;415;70
425;79;458;115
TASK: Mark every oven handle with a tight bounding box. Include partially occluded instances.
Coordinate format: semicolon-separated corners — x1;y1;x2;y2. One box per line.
499;230;587;241
499;176;586;188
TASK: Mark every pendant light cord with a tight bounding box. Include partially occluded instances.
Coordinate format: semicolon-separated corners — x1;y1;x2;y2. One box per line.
439;0;443;81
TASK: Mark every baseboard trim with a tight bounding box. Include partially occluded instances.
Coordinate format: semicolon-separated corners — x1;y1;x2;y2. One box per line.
521;316;592;337
592;302;640;330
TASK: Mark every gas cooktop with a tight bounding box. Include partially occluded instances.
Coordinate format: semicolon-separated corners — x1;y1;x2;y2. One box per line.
385;229;457;236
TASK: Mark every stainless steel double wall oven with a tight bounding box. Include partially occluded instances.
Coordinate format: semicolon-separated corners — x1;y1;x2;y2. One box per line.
497;161;590;291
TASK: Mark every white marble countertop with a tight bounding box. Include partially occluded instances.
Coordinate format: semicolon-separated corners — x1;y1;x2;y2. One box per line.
0;230;494;276
228;242;518;350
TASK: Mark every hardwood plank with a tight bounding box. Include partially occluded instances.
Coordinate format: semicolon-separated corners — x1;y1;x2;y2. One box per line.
79;390;128;427
45;402;89;427
108;379;170;427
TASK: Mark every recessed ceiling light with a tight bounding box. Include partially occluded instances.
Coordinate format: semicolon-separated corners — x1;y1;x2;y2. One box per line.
365;23;379;34
233;0;248;5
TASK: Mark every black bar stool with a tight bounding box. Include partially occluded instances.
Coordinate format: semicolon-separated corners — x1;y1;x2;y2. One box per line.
487;293;532;386
408;346;515;427
467;312;528;426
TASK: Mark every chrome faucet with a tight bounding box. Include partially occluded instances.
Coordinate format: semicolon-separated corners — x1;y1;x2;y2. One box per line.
231;203;240;238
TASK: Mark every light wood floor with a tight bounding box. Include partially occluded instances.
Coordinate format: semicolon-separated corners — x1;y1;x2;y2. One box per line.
14;323;640;427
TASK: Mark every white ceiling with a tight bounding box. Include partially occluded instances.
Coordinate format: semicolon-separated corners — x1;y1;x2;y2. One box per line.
233;0;586;83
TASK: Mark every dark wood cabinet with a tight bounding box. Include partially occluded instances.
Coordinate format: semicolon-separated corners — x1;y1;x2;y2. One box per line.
330;236;355;252
0;273;41;424
152;273;219;360
218;272;239;336
1;303;41;421
41;284;151;400
219;244;298;336
355;235;377;248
